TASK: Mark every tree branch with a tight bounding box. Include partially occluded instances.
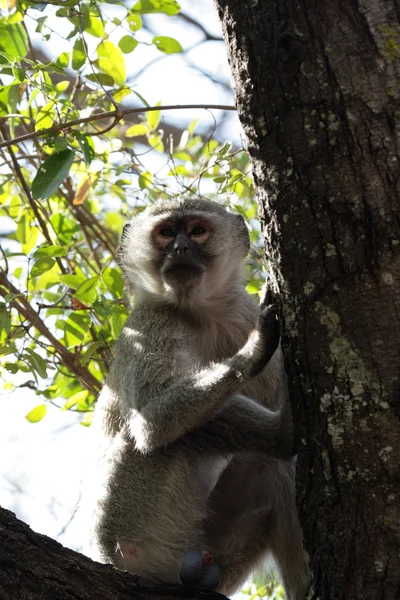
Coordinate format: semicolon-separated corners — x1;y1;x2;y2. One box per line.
0;104;236;149
0;506;223;600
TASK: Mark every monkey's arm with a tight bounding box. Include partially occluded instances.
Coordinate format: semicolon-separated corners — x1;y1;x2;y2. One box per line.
114;306;281;453
175;393;293;458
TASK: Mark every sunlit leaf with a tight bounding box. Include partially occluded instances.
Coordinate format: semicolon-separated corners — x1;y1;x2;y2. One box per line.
125;123;148;137
56;52;70;68
63;389;89;410
72;37;87;70
22;226;39;255
127;13;142;31
113;86;131;102
30;257;56;277
97;40;126;86
111;306;129;338
152;36;182;54
138;171;153;189
50;213;80;244
75;276;99;305
59;273;86;289
35;101;56;131
147;102;161;130
118;36;138;54
0;22;28;58
81;3;104;38
131;0;180;16
64;312;91;348
25;404;47;423
31;150;75;200
101;267;123;298
33;245;67;258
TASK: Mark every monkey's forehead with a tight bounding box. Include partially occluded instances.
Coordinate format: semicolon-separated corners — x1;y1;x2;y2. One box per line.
137;198;233;222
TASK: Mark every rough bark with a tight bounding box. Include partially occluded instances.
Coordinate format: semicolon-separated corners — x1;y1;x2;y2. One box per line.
214;1;400;599
0;506;223;600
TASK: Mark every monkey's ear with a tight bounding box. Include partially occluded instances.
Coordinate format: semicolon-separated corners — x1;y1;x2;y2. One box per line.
117;222;132;268
235;213;250;255
120;222;132;242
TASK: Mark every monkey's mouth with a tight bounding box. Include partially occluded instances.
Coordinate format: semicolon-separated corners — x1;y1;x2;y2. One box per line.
162;261;204;284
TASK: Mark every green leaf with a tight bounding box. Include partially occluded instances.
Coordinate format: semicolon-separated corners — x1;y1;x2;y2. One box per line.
111;306;128;338
127;13;142;31
81;3;105;38
76;133;95;166
54;137;68;152
246;281;260;295
75;276;99;305
131;0;180;16
30;257;56;278
63;389;89;410
125;123;148;137
147;102;161;130
0;305;11;340
55;80;70;94
50;213;80;244
56;52;70;68
25;404;47;423
138;171;153;189
85;72;114;86
59;273;86;289
24;348;47;378
113;86;131;102
101;267;124;298
16;214;29;245
22;226;39;255
72;37;87;70
64;312;91;348
33;245;67;258
35;101;56;132
152;36;182;54
31;150;75;200
118;36;138;54
81;341;103;366
97;40;126;86
0;23;28;58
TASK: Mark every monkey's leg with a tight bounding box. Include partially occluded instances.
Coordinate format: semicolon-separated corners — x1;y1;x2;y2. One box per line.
203;457;309;598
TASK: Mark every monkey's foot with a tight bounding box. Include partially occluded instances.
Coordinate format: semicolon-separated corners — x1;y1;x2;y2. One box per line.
180;547;221;590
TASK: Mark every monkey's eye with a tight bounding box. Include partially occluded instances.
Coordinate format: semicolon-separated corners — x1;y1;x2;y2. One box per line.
159;228;175;237
190;226;206;236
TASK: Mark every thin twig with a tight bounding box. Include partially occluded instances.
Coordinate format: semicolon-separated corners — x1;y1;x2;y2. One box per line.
0;104;236;149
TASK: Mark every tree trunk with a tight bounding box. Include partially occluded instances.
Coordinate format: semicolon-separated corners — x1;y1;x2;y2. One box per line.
214;1;400;599
0;506;220;600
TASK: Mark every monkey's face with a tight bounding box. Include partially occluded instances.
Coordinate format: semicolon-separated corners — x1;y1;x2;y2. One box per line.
153;216;211;291
118;199;250;303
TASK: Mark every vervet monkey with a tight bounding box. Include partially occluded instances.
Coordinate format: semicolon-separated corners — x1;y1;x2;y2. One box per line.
83;198;309;599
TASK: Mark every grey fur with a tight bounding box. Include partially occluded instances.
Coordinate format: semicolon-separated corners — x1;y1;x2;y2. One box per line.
82;198;309;599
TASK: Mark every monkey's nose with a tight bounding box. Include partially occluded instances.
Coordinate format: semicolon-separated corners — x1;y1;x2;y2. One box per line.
173;233;189;255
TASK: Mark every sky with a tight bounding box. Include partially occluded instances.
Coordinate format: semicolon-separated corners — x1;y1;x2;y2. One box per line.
0;0;245;554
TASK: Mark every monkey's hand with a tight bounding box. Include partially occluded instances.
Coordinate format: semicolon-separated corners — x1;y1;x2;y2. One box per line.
245;304;280;377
